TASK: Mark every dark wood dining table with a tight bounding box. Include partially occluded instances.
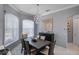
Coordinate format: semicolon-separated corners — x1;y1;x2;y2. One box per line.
24;38;51;55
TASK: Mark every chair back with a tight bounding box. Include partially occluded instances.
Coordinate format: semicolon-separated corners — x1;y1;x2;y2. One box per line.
24;41;30;55
48;40;56;55
21;38;26;48
39;32;54;42
21;33;28;48
21;38;30;55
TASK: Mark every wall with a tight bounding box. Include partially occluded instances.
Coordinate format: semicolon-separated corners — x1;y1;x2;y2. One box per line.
38;16;53;32
38;6;79;48
40;16;53;32
73;15;79;46
0;5;4;46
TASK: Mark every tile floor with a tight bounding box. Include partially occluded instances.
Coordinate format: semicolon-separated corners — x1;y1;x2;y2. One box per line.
10;43;79;55
54;43;79;55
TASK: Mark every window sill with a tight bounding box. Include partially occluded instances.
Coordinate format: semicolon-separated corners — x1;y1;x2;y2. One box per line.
5;40;21;50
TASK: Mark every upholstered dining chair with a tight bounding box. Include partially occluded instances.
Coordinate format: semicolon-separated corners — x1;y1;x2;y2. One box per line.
48;40;56;55
21;34;36;55
24;41;30;55
21;33;28;53
21;38;36;55
40;40;56;55
21;38;25;53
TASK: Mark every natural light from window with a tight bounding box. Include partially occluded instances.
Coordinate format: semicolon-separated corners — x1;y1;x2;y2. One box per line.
23;20;34;37
4;13;19;46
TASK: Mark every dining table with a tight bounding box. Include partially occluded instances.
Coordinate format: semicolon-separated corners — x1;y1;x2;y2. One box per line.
24;37;51;55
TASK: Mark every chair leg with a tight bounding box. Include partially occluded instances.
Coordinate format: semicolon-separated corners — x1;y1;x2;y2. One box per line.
24;49;27;55
21;48;23;53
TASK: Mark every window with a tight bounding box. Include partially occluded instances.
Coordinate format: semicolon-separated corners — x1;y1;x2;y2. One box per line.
23;20;34;37
4;13;19;46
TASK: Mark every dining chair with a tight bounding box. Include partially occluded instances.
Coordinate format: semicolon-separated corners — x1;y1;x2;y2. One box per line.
21;38;25;53
21;38;36;55
38;33;55;55
24;41;30;55
21;38;30;55
40;40;56;55
39;32;54;42
21;33;28;53
48;40;56;55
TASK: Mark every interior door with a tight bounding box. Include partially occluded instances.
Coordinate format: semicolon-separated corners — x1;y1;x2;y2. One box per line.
73;15;79;46
67;16;73;43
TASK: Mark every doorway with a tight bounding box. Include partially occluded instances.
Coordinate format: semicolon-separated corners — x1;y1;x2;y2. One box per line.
67;16;73;43
67;15;79;47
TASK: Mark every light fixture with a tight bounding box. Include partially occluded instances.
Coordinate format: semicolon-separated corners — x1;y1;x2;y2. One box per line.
33;4;40;24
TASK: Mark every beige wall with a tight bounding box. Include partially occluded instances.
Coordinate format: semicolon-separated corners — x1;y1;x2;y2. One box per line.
41;16;53;32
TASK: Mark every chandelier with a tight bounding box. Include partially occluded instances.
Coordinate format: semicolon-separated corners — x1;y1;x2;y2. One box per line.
33;4;40;24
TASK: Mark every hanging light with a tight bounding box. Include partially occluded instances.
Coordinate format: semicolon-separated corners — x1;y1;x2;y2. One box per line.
33;4;40;24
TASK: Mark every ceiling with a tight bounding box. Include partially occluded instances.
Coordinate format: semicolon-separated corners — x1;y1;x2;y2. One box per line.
10;4;78;16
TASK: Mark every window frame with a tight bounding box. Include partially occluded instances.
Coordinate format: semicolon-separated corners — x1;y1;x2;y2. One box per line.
22;19;34;38
4;13;19;46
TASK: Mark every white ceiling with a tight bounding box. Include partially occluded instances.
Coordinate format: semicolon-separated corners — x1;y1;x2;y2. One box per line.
10;4;78;16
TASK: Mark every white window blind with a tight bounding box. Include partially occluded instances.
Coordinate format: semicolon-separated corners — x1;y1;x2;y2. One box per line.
4;13;19;46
